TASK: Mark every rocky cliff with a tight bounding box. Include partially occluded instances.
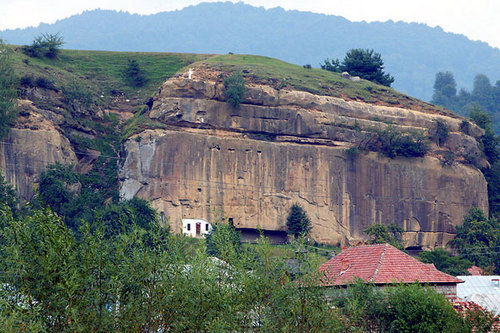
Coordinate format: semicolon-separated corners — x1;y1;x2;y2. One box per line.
0;99;78;200
119;67;489;247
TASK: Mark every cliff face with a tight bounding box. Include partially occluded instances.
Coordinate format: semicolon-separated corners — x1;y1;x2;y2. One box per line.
119;70;488;247
0;99;78;200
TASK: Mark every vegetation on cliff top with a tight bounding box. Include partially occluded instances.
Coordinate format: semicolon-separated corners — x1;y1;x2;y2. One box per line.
203;54;454;116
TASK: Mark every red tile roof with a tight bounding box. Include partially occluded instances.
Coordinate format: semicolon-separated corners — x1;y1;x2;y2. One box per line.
449;297;500;331
319;243;463;286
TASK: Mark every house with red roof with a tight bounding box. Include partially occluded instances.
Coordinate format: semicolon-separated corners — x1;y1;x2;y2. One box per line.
319;243;464;297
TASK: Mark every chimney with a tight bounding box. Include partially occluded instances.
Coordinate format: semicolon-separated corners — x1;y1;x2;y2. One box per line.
341;257;350;271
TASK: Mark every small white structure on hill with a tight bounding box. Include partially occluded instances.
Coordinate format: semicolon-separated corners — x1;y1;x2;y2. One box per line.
182;218;212;238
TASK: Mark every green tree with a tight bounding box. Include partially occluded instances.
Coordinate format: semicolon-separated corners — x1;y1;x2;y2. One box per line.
434;71;457;98
320;58;341;72
419;248;473;276
286;204;312;238
205;219;242;262
469;107;499;164
450;207;500;272
223;71;246;107
323;49;394;87
0;171;18;218
0;40;18;139
332;281;466;332
364;223;403;249
431;71;458;110
124;59;147;87
96;197;157;237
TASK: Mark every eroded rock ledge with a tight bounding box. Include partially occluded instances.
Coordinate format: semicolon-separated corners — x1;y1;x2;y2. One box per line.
119;74;488;247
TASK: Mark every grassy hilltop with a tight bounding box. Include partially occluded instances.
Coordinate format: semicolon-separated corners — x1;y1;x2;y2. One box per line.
9;47;451;121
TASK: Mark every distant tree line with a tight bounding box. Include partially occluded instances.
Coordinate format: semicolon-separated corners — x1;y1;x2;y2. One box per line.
432;71;500;133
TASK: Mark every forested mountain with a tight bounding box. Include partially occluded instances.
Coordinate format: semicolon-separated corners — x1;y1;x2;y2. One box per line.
2;2;500;101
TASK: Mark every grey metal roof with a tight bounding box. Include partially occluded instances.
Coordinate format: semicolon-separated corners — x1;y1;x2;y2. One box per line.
457;275;500;314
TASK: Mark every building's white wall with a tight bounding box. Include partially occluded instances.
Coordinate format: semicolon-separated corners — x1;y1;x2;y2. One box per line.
182;218;212;238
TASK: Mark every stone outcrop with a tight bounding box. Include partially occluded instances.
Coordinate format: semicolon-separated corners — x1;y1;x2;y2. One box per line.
119;72;489;247
0;100;77;200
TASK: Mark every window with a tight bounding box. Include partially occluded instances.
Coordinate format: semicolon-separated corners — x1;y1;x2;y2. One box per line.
205;224;209;231
228;218;234;226
187;223;191;231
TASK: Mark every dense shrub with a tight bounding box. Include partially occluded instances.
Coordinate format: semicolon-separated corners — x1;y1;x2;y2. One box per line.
205;219;242;262
34;76;56;90
377;126;430;158
460;119;471;135
331;280;491;332
434;119;450;146
224;71;246;107
19;75;35;87
22;33;64;59
364;223;403;249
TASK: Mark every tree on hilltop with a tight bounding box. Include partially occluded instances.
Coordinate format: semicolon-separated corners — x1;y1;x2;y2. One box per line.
322;48;394;87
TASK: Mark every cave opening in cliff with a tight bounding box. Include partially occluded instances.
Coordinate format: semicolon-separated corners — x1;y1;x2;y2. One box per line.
405;246;423;255
237;228;288;244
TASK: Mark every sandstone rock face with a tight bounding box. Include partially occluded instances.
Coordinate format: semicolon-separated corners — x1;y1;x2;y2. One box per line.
0;100;78;200
0;129;77;201
120;74;489;247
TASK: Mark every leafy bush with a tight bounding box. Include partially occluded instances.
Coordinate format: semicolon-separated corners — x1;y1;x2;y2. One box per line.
22;33;64;58
419;248;473;275
223;71;246;107
205;219;242;262
434;119;449;146
377;126;430;158
459;119;471;135
332;280;483;332
34;76;56;90
364;223;403;249
19;75;35;87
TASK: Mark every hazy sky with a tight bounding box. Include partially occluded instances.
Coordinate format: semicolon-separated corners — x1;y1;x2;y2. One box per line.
2;0;499;49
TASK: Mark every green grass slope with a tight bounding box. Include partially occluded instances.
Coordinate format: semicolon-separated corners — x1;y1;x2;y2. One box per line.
10;47;212;103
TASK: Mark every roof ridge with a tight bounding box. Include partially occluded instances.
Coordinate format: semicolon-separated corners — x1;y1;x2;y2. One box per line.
370;243;388;282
